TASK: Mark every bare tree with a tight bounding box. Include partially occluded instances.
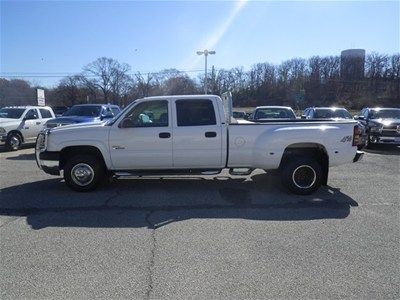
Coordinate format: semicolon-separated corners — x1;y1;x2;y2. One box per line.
82;57;131;103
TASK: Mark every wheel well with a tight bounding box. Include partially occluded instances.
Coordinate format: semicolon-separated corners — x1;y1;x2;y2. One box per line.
7;130;24;143
59;146;106;170
279;143;329;186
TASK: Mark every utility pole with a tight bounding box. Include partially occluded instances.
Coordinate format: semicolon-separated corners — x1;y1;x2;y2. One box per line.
196;49;216;94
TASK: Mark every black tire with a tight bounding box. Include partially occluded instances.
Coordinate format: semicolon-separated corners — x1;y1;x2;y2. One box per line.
281;156;322;195
63;154;105;192
6;132;22;151
365;133;373;149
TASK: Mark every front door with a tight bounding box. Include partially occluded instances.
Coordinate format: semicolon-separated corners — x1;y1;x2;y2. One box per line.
21;109;42;142
109;100;173;170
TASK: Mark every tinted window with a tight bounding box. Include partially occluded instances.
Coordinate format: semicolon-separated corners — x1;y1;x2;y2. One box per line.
123;100;168;127
111;107;120;116
370;109;400;119
176;100;216;126
314;108;352;119
39;109;52;118
25;109;39;119
63;105;102;117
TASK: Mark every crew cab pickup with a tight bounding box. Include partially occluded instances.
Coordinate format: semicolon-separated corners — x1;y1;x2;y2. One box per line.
36;93;364;194
0;106;55;151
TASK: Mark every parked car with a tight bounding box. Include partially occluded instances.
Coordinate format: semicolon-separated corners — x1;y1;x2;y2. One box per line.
302;107;367;149
232;111;246;119
52;106;70;117
0;106;55;150
45;104;120;128
36;93;363;195
249;106;296;121
355;107;400;148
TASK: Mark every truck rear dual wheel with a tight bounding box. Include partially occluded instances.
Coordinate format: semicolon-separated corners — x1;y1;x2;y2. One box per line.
64;155;105;192
281;157;322;195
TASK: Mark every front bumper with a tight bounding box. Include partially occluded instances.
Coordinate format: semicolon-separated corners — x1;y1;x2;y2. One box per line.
353;150;364;163
369;134;400;145
35;150;60;175
0;134;7;146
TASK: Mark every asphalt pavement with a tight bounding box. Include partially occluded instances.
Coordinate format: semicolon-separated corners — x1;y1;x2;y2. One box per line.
0;145;399;299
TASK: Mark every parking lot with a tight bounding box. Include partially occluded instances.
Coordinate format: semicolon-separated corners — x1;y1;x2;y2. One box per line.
0;145;399;299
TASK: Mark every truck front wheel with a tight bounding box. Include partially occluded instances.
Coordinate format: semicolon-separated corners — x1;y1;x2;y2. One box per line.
64;154;105;192
281;157;322;195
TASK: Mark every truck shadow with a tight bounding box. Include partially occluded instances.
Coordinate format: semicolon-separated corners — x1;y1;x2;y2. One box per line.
0;173;358;230
363;144;400;155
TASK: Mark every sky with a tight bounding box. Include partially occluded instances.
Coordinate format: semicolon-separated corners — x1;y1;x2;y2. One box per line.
1;0;399;87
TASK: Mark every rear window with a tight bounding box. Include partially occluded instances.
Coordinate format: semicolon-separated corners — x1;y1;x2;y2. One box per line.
255;108;296;119
176;100;216;126
39;109;53;118
314;109;352;119
63;105;102;117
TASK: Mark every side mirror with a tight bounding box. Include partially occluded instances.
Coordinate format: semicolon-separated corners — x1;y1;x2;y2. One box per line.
119;118;134;128
301;115;306;119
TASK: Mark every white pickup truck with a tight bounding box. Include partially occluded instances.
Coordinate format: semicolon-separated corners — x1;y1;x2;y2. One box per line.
35;93;364;194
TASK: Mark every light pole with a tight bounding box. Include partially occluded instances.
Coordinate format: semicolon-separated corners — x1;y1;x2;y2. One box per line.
197;49;216;94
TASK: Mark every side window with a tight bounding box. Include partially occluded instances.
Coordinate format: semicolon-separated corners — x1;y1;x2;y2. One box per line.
25;109;39;120
111;107;120;116
39;109;52;119
122;100;168;127
176;99;216;126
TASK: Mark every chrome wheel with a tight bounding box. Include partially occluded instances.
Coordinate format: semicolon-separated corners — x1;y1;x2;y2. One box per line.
10;136;21;148
292;165;316;189
71;163;95;187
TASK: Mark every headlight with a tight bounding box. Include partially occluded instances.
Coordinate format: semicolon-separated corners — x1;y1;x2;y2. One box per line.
370;126;382;133
0;127;6;134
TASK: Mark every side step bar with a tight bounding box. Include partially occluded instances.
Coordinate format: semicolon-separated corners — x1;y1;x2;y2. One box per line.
229;168;254;176
114;169;222;177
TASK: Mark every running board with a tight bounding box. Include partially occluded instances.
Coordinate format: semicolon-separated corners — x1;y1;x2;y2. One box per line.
229;168;254;176
114;169;222;177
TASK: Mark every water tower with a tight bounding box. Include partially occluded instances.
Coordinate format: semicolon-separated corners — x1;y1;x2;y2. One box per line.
340;49;366;80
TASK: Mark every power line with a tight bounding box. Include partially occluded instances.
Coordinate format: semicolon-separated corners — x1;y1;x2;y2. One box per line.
0;69;208;78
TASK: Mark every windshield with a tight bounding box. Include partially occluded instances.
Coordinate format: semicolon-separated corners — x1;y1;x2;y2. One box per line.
370;109;400;119
0;108;26;119
63;105;102;117
254;108;296;119
314;108;352;119
106;100;137;126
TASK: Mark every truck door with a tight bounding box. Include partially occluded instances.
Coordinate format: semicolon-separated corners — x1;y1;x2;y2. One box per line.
109;100;173;170
21;109;42;142
172;99;223;168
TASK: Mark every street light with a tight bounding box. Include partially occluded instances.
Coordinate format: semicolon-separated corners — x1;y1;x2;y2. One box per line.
197;49;216;94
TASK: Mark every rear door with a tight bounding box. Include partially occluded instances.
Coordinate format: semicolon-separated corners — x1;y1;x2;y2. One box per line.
172;98;223;168
38;108;54;131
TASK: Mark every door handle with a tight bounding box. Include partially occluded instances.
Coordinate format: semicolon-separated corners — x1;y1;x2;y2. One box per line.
205;131;217;138
159;132;171;139
36;122;41;125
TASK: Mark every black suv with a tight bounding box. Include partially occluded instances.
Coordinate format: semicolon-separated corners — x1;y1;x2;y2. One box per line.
355;108;400;147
